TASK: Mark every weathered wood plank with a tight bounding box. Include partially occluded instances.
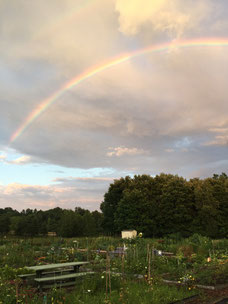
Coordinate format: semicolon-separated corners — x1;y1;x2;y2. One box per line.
34;271;94;283
26;261;89;272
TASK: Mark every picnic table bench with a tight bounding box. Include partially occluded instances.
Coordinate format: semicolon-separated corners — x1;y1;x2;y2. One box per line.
19;261;93;290
34;271;94;289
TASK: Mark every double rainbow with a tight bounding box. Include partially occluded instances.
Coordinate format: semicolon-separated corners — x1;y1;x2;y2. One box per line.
10;38;228;143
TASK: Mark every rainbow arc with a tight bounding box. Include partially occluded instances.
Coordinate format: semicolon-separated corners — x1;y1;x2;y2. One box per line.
10;38;228;143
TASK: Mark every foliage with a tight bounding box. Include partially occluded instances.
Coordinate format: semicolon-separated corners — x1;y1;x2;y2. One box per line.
0;207;103;238
101;173;228;238
0;236;227;303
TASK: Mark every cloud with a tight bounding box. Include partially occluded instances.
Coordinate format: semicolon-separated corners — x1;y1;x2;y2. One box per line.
7;155;32;165
6;43;228;175
53;177;114;183
0;176;113;211
209;127;228;134
107;146;147;157
204;123;228;146
0;0;228;213
203;135;228;146
165;149;175;153
115;0;211;38
0;154;6;161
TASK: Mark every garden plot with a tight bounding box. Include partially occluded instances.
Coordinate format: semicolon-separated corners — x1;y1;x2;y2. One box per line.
0;235;227;303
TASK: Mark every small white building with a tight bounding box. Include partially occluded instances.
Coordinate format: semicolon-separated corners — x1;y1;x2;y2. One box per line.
121;230;137;239
47;232;57;237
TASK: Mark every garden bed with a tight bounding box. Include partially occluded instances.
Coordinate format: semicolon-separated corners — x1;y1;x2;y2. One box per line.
162;279;228;291
0;235;227;303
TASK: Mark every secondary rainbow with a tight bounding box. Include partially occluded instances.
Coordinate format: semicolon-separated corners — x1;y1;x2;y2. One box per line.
10;38;228;143
35;0;98;41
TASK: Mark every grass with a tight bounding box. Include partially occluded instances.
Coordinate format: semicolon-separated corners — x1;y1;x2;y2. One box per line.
0;235;227;303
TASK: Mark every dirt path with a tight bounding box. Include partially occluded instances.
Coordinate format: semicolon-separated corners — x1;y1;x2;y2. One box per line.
184;287;228;304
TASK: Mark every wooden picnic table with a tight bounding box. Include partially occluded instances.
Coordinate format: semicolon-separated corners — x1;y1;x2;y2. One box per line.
22;261;93;290
26;261;89;278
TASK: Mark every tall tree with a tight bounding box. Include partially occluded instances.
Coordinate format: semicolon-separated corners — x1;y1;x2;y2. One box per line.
100;176;131;234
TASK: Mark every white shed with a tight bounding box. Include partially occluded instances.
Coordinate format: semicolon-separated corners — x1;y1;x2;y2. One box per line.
121;230;137;239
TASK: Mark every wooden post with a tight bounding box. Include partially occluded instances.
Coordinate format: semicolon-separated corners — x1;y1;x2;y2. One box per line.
15;280;19;304
108;254;111;295
121;253;125;282
148;245;151;283
146;244;149;262
86;238;89;261
151;246;155;284
106;252;108;300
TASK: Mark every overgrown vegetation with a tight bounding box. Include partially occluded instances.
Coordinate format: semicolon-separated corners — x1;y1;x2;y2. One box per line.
0;235;227;303
0;172;227;302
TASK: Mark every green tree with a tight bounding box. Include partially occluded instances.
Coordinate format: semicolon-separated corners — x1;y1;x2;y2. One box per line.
100;176;132;234
155;174;193;237
0;214;10;234
190;178;220;238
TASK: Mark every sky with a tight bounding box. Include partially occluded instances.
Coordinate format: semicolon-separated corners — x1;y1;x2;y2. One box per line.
0;0;228;211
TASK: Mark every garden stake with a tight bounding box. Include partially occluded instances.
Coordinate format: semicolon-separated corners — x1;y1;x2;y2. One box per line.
15;280;19;304
148;245;151;283
86;238;89;261
146;244;149;262
108;254;111;296
152;246;155;285
106;252;108;300
152;246;155;271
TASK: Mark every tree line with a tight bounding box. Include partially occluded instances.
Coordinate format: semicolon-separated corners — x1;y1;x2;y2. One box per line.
100;173;228;238
0;173;227;238
0;207;103;237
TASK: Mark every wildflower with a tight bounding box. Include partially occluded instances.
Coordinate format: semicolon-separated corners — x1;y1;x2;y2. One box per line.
88;289;91;292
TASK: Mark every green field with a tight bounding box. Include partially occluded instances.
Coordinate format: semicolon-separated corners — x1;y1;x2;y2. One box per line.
0;234;227;304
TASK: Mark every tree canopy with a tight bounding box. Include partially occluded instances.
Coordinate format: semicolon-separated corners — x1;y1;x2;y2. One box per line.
101;173;228;238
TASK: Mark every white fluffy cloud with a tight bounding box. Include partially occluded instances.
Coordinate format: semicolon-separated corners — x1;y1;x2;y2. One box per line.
0;176;114;211
0;154;6;161
7;156;32;165
107;146;147;157
115;0;211;38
